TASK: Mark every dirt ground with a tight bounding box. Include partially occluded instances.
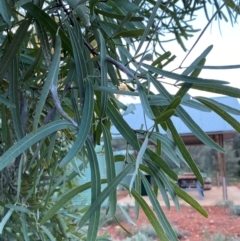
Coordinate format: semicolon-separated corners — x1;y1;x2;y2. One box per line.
100;184;240;240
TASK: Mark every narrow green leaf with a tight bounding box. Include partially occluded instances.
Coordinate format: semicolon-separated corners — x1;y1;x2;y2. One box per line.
0;1;11;26
143;63;229;85
35;22;51;66
1;106;10;152
194;97;240;115
145;148;178;181
167;119;204;185
134;171;141;219
0;18;31;80
102;124;117;216
68;25;86;101
0;208;14;234
190;84;240;98
174;28;187;51
117;204;136;226
193;64;240;69
33;33;61;131
181;99;211;112
182;46;213;76
122;184;169;241
9;56;24;140
151;169;171;209
135;0;162;56
165;96;181;110
95;9;144;21
0;96;15;108
93;86;139;96
59;80;94;167
176;106;225;152
149;140;180;168
140;173;178;241
155;109;175;124
196;97;240;132
17;158;24;201
135;78;155;119
111;0;139;12
130;135;149;190
147;161;179;210
86;139;101;241
175;57;206;100
22;3;72;55
0;120;73;171
172;182;208;218
107;101;139;150
150;76;225;152
113;29;153;38
99;30;108;118
40;182;92;224
20;213;30;241
40;225;56;241
77;163;134;229
152;51;171;67
56;216;68;238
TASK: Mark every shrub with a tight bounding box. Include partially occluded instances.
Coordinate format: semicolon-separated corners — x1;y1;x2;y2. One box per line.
173;226;189;239
230;205;240;216
202;231;240;241
137;226;158;239
121;232;149;241
216;200;234;208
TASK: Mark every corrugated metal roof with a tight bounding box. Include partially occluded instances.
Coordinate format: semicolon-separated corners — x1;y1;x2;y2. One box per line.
111;97;240;137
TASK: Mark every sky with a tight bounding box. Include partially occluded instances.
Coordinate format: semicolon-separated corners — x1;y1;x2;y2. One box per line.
163;8;240;97
119;5;240;104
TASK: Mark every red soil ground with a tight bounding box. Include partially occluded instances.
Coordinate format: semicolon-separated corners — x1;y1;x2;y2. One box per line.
100;185;240;241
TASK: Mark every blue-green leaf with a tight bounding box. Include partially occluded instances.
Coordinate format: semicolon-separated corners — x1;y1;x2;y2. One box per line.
122;184;169;241
9;56;24;140
102;124;117;216
22;3;72;55
59;79;94;167
0;19;31;80
77;162;134;229
130;135;149;190
142;63;229;85
194;97;240;115
167;119;204;185
86;139;101;241
107;101;139;150
33;33;61;131
99;30;108;118
172;182;208;218
196;97;240;132
140;173;178;241
150;76;224;152
0;120;73;171
0;96;15;108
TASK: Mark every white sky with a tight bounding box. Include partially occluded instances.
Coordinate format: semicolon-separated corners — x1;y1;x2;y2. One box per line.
120;6;240;104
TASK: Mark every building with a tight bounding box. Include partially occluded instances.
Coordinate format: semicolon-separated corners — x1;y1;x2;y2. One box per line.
111;96;240;196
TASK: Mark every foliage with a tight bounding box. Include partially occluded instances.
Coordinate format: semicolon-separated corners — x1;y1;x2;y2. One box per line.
0;0;240;240
99;204;132;226
216;200;234;208
202;231;240;241
114;226;188;241
120;232;149;241
134;226;159;240
230;204;240;216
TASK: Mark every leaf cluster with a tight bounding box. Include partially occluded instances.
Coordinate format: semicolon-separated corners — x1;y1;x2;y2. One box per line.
0;0;239;240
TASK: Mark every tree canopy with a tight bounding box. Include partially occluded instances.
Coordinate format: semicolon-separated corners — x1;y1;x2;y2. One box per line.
0;0;240;240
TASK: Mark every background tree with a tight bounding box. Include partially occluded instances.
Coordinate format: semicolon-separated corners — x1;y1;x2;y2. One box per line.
0;0;240;240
